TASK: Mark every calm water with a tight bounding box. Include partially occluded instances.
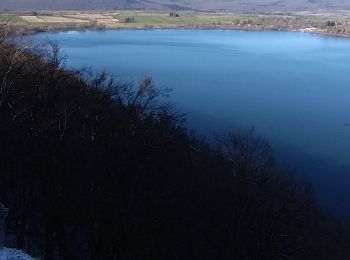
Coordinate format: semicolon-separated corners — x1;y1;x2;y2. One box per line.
31;29;350;216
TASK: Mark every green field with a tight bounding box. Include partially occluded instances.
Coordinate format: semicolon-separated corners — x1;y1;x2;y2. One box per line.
0;14;24;23
114;12;256;27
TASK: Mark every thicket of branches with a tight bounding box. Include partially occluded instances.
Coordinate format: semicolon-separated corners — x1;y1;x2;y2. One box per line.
0;34;350;260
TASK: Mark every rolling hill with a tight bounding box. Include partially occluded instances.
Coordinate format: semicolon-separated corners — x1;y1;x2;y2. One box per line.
1;0;350;12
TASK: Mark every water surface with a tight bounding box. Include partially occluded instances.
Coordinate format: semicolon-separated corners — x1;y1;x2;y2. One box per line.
31;29;350;216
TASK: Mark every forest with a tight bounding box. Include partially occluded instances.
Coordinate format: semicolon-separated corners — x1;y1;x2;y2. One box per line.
1;32;350;259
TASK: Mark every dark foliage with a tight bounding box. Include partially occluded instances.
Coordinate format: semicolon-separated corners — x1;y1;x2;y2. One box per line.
0;35;350;260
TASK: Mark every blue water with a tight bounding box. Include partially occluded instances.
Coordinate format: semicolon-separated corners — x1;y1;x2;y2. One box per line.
30;29;350;216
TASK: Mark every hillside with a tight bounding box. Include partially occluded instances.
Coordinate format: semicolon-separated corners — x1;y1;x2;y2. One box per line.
1;0;350;12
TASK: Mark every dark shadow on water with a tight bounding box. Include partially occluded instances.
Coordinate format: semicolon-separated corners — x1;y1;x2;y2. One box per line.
184;109;350;218
274;142;350;219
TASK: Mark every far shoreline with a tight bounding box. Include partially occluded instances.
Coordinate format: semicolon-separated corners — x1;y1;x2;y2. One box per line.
3;10;350;39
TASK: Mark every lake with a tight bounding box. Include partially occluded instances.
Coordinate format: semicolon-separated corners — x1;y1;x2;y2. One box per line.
29;29;350;216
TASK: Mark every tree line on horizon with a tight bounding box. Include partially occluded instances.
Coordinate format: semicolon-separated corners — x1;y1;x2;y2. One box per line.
0;33;350;259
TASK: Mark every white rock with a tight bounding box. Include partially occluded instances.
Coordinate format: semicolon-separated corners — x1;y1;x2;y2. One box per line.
0;248;34;260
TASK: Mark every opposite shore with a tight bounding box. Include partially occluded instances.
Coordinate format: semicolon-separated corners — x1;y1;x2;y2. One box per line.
2;10;350;38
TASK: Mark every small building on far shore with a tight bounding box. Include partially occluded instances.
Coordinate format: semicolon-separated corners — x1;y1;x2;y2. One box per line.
169;12;180;17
